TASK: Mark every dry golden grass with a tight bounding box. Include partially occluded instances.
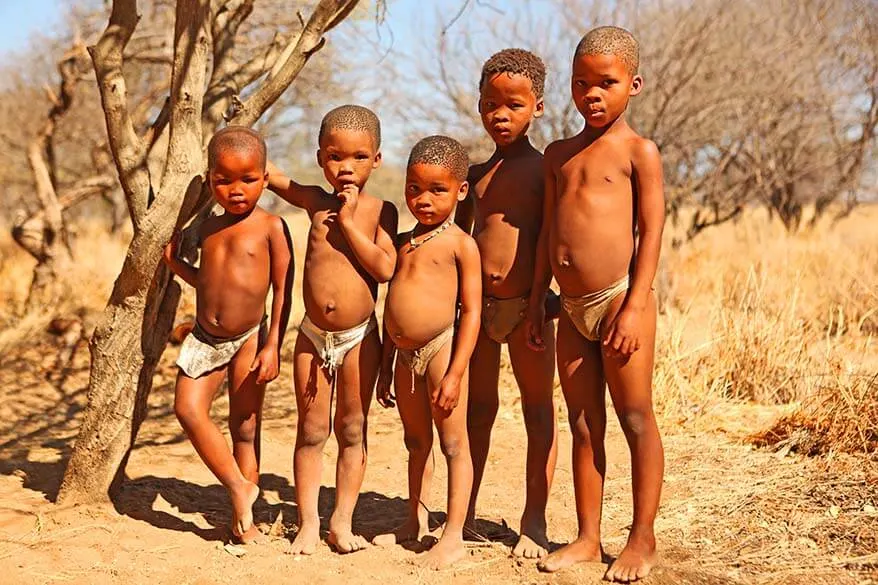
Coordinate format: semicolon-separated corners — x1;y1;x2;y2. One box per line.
652;206;877;457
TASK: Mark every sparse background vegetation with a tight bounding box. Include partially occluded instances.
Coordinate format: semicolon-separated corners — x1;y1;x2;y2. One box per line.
0;0;875;583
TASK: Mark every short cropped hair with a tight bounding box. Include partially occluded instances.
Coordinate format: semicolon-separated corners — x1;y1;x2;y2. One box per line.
407;135;469;181
479;48;546;99
207;126;267;170
318;104;381;149
575;26;640;75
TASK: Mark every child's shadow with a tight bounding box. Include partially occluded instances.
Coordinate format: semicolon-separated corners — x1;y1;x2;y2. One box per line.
114;472;411;544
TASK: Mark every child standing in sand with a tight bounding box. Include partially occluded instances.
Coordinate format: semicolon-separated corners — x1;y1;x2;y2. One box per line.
266;105;398;554
373;135;481;569
455;48;559;559
163;126;293;544
527;27;665;582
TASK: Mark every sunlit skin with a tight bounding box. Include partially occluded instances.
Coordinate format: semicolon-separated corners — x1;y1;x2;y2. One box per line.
454;70;559;559
373;162;481;570
527;51;665;583
266;127;398;555
162;147;293;545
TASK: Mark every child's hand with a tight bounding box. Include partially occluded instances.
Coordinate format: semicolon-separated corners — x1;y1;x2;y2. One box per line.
162;230;181;266
376;368;395;408
526;300;547;351
336;183;360;226
603;306;642;360
433;374;461;412
250;345;280;383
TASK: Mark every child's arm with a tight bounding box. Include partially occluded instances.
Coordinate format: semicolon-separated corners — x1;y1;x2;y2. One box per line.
526;150;556;351
376;320;397;408
265;160;317;211
336;187;398;283
162;230;198;287
603;139;665;358
250;217;294;383
433;235;482;412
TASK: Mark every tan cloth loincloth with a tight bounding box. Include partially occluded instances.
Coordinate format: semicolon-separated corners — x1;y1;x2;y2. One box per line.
561;275;629;341
397;325;455;378
299;313;377;377
176;317;267;378
482;295;528;344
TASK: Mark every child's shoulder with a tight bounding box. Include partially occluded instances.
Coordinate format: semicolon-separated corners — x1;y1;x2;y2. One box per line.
544;135;581;163
249;206;288;234
447;224;478;253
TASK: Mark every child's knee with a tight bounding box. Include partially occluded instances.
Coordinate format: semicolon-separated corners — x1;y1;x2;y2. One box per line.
522;402;555;435
403;432;432;457
298;417;330;448
468;397;499;429
438;433;466;459
617;407;655;438
334;413;365;447
568;412;604;446
230;413;258;443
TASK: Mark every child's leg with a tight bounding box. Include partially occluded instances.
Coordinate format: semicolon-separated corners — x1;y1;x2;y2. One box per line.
538;312;606;573
291;332;333;555
507;319;558;558
326;327;381;553
421;341;473;570
226;333;267;541
174;367;259;537
601;294;662;583
374;361;435;545
465;328;501;524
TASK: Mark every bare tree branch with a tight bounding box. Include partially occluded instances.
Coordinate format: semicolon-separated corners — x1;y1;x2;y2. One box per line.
88;0;152;230
230;0;361;126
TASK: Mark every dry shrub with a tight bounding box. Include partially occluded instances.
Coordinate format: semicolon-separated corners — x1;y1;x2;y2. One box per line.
752;370;878;456
654;207;877;430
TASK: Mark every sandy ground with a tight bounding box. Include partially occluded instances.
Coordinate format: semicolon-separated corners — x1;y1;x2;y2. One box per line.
0;330;874;585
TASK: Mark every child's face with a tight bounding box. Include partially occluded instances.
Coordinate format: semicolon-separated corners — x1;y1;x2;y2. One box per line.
479;72;543;147
317;129;381;192
571;53;642;129
208;149;267;215
404;163;468;226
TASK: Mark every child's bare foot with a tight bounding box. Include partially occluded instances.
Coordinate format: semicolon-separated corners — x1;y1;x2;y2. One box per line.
418;535;466;570
327;527;369;554
288;521;321;555
373;518;429;546
230;480;259;541
603;533;656;582
512;516;549;558
537;536;602;572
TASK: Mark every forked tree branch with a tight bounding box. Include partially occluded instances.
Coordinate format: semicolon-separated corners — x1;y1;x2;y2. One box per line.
88;0;152;231
229;0;361;126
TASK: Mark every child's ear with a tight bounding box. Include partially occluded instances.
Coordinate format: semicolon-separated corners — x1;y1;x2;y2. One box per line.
533;98;545;119
457;180;469;202
316;149;324;169
630;75;644;97
373;150;383;170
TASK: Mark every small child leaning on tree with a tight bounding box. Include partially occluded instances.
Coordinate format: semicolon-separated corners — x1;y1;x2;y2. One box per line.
162;126;293;544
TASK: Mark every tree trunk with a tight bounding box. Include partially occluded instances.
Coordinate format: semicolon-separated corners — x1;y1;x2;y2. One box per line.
58;0;362;504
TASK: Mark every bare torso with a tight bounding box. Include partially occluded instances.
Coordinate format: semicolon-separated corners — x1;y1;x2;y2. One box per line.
301;188;383;331
196;208;274;337
547;127;641;296
470;149;544;299
385;226;468;350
